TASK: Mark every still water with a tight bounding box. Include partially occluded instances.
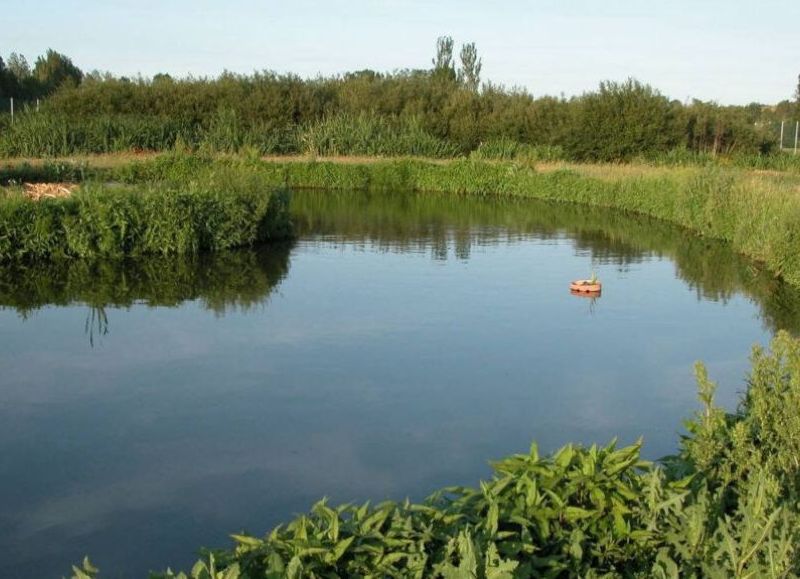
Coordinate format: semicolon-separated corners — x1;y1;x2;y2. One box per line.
1;190;799;577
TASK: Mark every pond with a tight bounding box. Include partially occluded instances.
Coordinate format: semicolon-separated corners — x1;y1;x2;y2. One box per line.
2;190;799;577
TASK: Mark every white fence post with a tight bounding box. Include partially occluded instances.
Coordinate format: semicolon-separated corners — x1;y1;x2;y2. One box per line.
780;120;785;150
795;121;799;155
9;97;13;124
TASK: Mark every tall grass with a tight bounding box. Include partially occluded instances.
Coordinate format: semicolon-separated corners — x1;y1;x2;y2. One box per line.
298;113;459;158
1;159;89;185
201;108;298;155
638;148;800;172
5;155;798;286
470;137;565;162
32;154;788;287
245;158;800;287
0;161;292;260
0;111;459;158
0;112;198;157
6;108;796;174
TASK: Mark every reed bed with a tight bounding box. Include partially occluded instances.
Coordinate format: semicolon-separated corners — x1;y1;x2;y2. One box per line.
299;113;458;158
0;162;292;260
0;111;459;159
3;154;799;287
7;109;800;174
469;137;565;163
0;112;196;158
257;158;800;287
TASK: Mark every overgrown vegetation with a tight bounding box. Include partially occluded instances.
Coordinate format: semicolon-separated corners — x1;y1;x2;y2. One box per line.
68;332;800;577
0;159;292;260
268;158;800;287
0;49;82;102
3;40;799;162
3;153;800;289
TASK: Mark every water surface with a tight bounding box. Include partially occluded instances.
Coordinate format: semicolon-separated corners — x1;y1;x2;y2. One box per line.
1;190;799;577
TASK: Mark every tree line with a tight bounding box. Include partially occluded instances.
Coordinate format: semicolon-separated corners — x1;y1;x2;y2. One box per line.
0;49;83;101
1;39;799;161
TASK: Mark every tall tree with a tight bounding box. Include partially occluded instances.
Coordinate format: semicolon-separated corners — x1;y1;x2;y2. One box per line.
795;74;800;116
7;52;31;80
432;36;455;81
458;42;482;92
4;53;31;99
33;49;83;93
0;57;12;98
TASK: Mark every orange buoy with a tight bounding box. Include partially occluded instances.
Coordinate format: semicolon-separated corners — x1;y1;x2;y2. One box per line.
570;280;602;293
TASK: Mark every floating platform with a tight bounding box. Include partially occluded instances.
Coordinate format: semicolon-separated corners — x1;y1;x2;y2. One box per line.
570;280;602;294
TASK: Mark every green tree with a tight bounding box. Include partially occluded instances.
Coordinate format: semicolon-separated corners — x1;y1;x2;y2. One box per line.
152;73;174;85
795;74;800;116
3;53;32;99
565;79;681;161
432;36;456;82
458;42;482;92
33;49;83;93
7;53;31;80
0;57;12;98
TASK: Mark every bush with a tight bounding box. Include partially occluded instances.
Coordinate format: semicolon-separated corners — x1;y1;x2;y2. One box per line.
563;80;682;161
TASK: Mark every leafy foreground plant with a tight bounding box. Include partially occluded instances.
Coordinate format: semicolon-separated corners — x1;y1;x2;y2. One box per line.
70;332;800;578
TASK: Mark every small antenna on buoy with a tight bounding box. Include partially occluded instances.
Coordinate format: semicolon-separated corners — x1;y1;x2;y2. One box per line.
569;272;602;295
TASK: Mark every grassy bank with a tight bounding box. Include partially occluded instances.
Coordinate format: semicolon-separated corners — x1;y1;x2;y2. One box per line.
267;158;800;287
0;161;292;260
69;332;800;577
85;153;800;288
3;153;800;286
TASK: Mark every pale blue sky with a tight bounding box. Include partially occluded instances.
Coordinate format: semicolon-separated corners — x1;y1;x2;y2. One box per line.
3;0;799;104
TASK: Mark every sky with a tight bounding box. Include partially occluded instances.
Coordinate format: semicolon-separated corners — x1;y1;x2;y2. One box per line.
3;0;799;105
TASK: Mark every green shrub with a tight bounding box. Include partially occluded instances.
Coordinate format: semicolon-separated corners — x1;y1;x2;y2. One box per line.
563;80;682;162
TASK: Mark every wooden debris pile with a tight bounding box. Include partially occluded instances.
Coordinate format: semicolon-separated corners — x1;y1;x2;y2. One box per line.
23;182;76;201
